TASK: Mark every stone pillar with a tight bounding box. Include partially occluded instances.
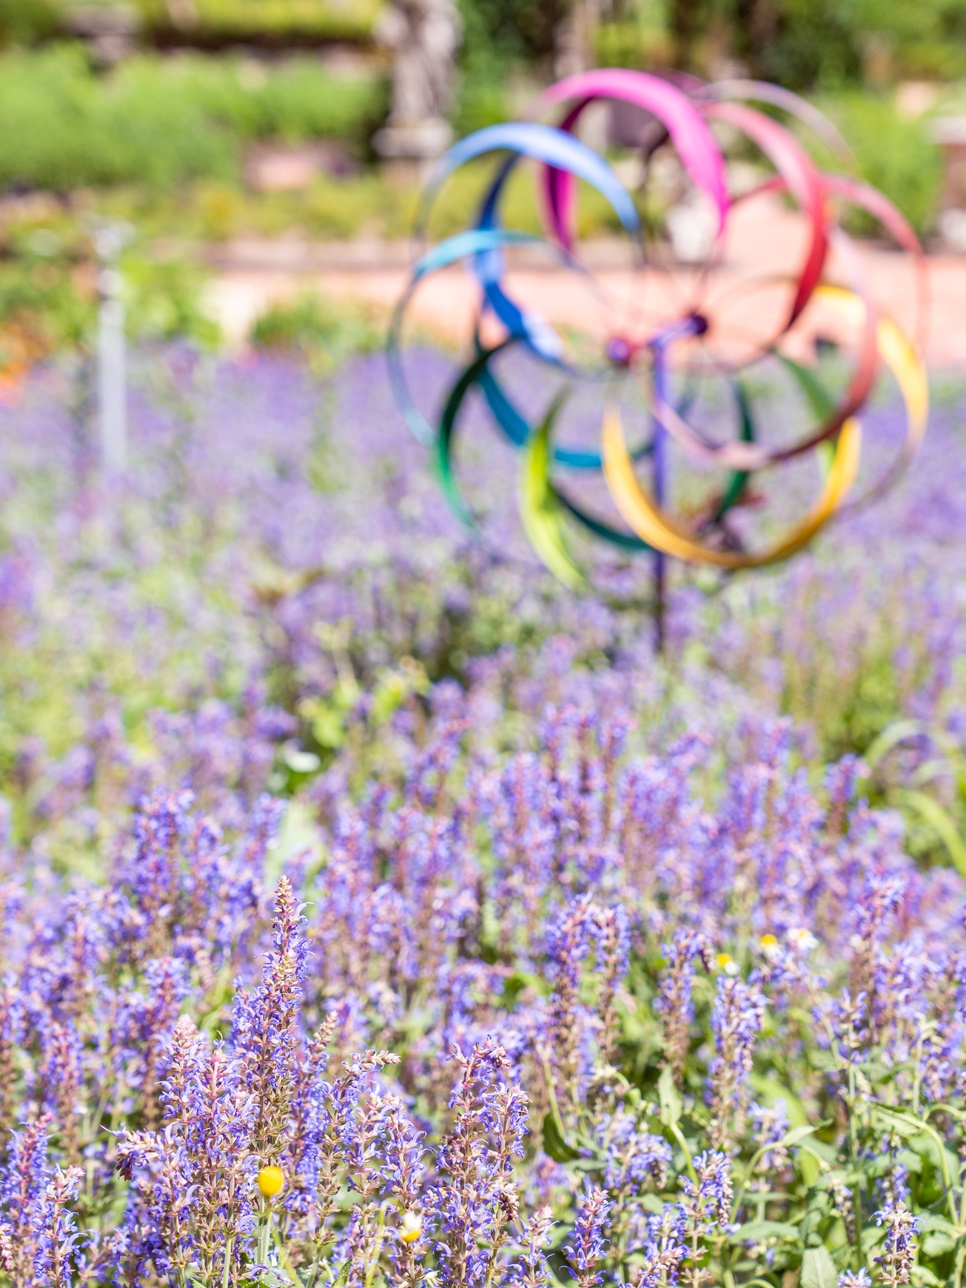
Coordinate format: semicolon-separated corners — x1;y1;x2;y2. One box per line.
554;0;602;79
64;5;140;68
374;0;461;184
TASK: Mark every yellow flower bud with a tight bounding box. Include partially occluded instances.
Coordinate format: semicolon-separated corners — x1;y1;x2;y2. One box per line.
760;934;778;947
399;1210;422;1244
257;1166;284;1199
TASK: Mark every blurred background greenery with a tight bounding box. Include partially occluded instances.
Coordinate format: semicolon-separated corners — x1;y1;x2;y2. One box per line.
0;0;962;367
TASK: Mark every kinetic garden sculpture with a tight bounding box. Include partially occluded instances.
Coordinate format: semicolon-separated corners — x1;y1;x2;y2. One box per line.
388;69;929;634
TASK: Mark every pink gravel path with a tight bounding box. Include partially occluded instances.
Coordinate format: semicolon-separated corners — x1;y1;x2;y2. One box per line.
202;197;966;367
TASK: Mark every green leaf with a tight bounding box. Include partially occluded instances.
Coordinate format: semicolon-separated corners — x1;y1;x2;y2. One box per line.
896;788;966;877
871;1104;926;1136
330;1265;351;1288
801;1245;839;1288
749;1076;821;1184
914;1266;946;1286
729;1220;800;1243
776;353;838;422
658;1065;683;1128
782;1124;825;1148
918;1214;960;1234
922;1231;958;1257
542;1111;584;1163
640;1193;667;1215
749;1073;810;1128
861;718;928;775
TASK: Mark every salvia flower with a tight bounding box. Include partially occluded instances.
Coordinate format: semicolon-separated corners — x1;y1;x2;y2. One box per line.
708;976;766;1149
565;1185;611;1288
874;1202;921;1286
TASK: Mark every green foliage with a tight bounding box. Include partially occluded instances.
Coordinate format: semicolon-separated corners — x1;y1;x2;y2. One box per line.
814;92;942;235
595;18;673;69
0;45;384;193
0;0;60;46
644;0;966;87
456;0;568;67
96;0;382;41
738;0;862;89
0;251;219;354
0;44;236;191
113;51;387;146
250;293;381;369
0;207;219;365
121;254;222;346
452;0;571;134
847;0;966;78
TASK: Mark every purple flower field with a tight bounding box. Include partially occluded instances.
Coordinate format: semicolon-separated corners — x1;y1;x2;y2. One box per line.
0;346;964;1286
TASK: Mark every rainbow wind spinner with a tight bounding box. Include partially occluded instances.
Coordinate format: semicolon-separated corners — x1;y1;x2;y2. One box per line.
388;70;929;603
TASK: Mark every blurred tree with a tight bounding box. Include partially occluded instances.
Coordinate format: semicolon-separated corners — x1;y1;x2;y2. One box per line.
668;0;709;71
0;0;60;45
733;0;778;52
739;0;859;86
459;0;966;90
457;0;569;66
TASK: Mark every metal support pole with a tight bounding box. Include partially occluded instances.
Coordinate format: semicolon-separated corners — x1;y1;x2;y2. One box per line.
98;267;127;474
651;343;669;655
93;223;133;475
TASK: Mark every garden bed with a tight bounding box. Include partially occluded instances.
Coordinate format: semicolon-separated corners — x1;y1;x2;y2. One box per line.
0;345;963;1281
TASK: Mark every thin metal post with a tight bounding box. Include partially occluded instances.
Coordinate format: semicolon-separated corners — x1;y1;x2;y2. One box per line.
651;342;669;655
93;223;133;475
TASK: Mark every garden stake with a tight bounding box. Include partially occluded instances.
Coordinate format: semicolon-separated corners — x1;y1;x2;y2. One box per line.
388;68;928;629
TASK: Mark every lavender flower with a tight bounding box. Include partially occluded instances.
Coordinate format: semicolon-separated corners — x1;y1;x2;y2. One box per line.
544;898;593;1116
656;929;710;1082
875;1203;921;1286
708;976;766;1149
565;1185;611;1288
427;1038;529;1288
231;874;309;1160
635;1205;689;1288
506;1206;555;1287
0;349;963;1288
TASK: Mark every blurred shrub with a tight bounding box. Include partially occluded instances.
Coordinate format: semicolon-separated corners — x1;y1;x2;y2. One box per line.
250;293;381;369
813;92;942;235
456;0;565;67
135;0;381;40
612;0;966;89
451;61;512;137
595;20;673;69
121;254;221;346
0;45;384;193
892;41;966;81
845;0;966;79
0;45;237;190
115;51;387;145
451;0;559;135
0;241;218;372
726;0;861;88
0;0;60;45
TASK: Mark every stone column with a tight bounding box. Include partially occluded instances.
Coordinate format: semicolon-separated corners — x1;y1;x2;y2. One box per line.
374;0;462;184
554;0;602;79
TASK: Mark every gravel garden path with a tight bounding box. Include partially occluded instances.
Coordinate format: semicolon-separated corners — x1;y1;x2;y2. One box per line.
202;195;966;365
